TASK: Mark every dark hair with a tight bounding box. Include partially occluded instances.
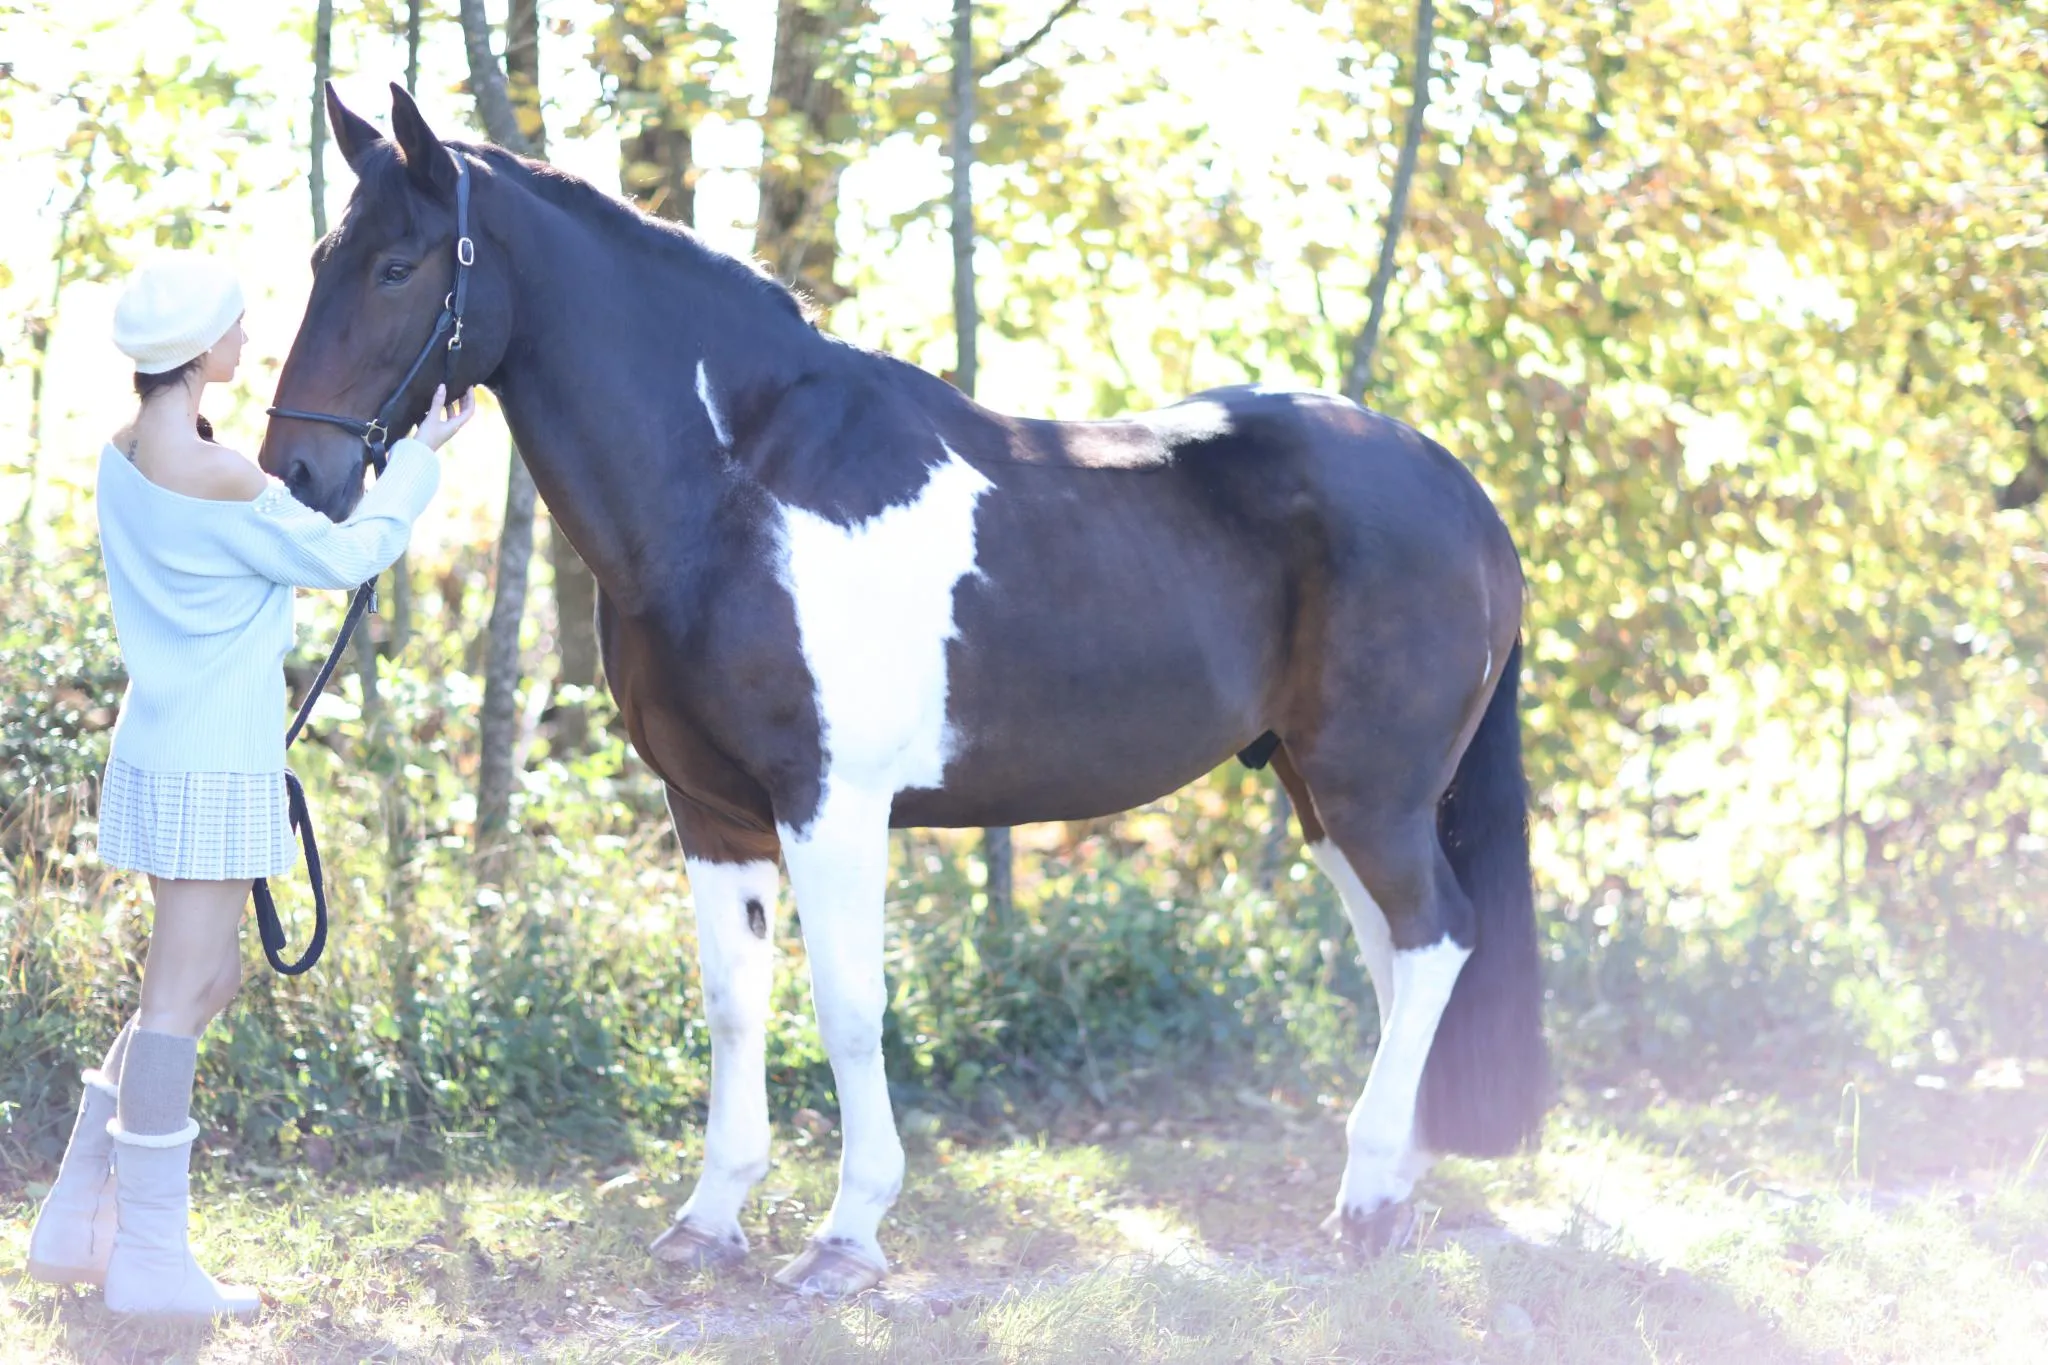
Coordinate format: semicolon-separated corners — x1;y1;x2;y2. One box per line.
133;358;214;441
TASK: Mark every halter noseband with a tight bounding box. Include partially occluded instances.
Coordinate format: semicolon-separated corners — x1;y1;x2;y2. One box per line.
266;148;475;475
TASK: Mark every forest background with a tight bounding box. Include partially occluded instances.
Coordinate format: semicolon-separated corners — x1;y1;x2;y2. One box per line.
1;1;2046;1357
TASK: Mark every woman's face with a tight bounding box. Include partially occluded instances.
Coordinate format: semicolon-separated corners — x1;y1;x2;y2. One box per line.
201;314;247;383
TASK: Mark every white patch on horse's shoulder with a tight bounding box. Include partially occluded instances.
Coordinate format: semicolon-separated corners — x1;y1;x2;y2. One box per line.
774;445;992;815
697;360;733;449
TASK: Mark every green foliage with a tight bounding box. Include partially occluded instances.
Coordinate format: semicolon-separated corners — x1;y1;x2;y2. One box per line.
0;548;124;836
3;0;2045;1184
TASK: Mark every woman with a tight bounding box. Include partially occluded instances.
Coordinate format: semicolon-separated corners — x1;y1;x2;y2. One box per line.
25;251;473;1320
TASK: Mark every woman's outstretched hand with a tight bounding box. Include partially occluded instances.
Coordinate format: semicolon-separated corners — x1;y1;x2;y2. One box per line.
416;384;476;451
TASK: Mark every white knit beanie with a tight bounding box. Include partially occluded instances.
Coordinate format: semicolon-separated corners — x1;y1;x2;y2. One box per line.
112;252;245;375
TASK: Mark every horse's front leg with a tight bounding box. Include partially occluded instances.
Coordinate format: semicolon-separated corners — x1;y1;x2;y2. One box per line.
772;784;902;1297
650;801;781;1269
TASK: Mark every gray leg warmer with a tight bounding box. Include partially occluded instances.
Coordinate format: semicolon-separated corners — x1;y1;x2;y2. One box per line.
116;1029;199;1137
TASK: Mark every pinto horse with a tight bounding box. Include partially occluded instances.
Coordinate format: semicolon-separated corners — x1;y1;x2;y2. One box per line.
263;84;1547;1296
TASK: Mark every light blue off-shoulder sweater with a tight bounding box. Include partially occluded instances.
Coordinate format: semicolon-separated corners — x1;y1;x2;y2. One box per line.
95;438;440;775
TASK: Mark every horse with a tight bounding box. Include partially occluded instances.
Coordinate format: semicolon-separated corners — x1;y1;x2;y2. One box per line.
261;83;1548;1297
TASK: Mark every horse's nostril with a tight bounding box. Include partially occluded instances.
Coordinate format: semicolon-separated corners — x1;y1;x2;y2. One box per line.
285;459;310;492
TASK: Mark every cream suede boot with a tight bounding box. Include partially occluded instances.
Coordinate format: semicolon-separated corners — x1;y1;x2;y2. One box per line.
25;1068;121;1285
101;1029;258;1321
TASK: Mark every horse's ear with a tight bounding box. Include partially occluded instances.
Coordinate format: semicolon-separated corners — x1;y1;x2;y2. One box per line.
326;82;384;173
388;83;458;200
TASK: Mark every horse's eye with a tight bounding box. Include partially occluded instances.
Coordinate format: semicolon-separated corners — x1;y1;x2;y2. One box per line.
380;261;414;285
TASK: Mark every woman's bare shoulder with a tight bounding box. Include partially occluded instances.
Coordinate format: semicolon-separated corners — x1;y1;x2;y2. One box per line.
131;434;269;502
188;445;270;502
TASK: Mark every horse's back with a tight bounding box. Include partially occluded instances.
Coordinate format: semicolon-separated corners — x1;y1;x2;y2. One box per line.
877;381;1515;827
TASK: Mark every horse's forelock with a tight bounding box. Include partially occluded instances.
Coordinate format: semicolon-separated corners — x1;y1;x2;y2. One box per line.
323;143;422;265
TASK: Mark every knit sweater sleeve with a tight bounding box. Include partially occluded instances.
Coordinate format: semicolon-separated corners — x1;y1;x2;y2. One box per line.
223;439;442;589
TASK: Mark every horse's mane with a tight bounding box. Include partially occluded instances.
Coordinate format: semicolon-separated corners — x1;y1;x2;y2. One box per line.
463;143;808;325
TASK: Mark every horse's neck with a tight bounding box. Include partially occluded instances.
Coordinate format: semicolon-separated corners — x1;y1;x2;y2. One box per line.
489;201;824;610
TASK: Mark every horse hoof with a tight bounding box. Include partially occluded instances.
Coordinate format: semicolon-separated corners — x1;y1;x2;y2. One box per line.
1323;1198;1419;1258
772;1238;886;1298
650;1218;748;1269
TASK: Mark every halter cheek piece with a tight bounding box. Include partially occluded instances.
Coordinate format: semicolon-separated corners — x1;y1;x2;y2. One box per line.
250;148;475;976
266;149;475;475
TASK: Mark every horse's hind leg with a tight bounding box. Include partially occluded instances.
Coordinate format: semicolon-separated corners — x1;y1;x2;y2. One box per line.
1273;747;1392;1034
1280;756;1475;1253
649;793;782;1270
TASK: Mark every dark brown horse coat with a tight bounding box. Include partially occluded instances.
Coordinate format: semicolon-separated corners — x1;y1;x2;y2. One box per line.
263;84;1545;1295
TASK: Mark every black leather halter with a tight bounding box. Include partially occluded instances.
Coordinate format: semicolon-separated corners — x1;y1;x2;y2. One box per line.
266;149;475;474
250;148;475;976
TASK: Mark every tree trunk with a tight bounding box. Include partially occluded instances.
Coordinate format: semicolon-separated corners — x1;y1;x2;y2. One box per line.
548;522;598;749
950;0;978;395
383;3;422;653
1341;0;1436;404
311;0;333;240
458;0;533;156
949;0;1013;919
459;0;542;879
504;0;546;154
623;117;696;225
476;452;539;884
757;0;851;310
18;126;99;546
495;0;600;753
406;0;422;96
316;0;379;720
612;1;698;227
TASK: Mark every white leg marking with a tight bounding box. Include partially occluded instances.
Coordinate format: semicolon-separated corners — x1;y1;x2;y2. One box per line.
767;447;993;1268
1309;840;1393;1030
778;787;899;1266
773;444;992;804
696;360;733;449
1335;938;1471;1219
675;858;780;1245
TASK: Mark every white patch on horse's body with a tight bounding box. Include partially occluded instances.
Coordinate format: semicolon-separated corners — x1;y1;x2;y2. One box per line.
773;444;993;810
1333;937;1470;1219
765;445;992;1271
671;857;780;1248
1478;569;1494;687
696;359;733;449
1143;399;1234;442
1309;840;1393;1025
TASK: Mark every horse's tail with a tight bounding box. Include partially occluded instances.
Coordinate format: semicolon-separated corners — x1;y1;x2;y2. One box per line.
1417;635;1549;1157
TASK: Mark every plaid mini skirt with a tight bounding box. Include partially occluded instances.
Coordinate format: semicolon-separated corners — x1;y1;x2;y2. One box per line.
95;759;297;881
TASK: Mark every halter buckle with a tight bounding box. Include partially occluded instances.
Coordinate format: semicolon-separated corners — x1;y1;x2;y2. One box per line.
362;419;388;450
457;236;476;267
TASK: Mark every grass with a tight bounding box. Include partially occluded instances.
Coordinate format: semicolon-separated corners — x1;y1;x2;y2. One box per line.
3;1062;2045;1363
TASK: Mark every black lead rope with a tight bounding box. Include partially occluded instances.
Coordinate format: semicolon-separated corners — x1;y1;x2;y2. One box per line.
250;583;371;974
253;150;476;976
